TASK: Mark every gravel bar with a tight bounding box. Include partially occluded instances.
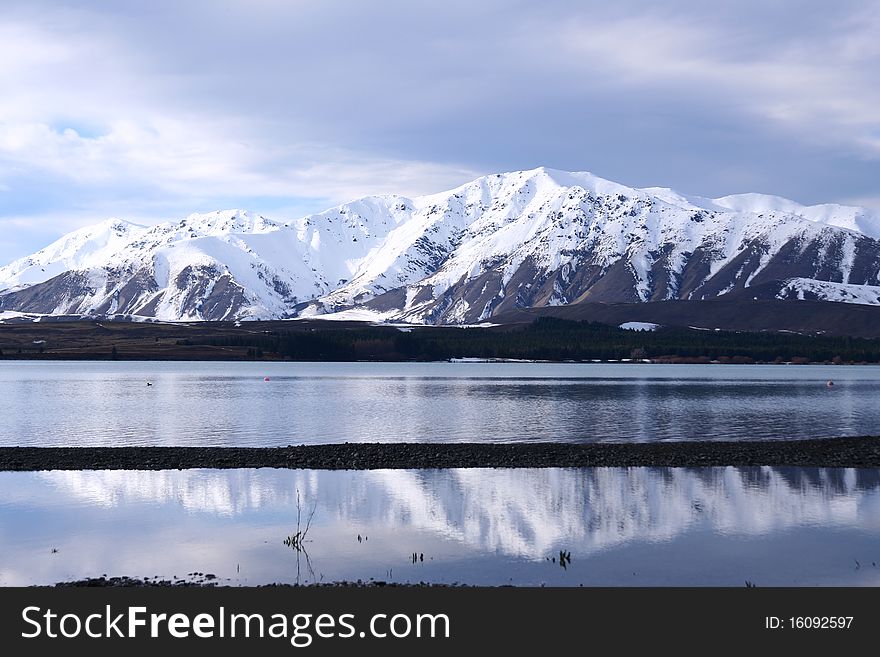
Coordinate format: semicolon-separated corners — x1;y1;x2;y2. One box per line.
1;436;879;470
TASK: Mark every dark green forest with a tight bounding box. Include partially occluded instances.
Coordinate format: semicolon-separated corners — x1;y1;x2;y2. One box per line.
176;317;880;363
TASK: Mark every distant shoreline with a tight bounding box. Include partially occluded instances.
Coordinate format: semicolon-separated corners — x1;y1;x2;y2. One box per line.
2;437;879;470
2;316;880;363
1;356;878;365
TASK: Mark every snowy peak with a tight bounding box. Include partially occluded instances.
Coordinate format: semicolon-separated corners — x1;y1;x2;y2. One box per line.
700;193;880;239
180;209;280;235
711;192;805;215
0;218;148;292
480;166;632;194
34;217;146;262
2;168;880;322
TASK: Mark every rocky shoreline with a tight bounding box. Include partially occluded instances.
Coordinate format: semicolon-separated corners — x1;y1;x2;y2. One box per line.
2;436;880;471
54;576;454;588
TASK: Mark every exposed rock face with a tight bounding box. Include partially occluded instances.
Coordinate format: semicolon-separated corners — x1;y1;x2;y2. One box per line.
2;169;880;322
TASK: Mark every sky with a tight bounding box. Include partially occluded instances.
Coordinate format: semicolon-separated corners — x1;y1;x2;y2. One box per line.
1;0;879;264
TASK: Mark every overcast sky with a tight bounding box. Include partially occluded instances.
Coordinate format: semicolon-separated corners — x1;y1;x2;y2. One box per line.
2;0;879;263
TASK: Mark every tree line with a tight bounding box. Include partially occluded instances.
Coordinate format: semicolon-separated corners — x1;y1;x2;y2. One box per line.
177;317;880;363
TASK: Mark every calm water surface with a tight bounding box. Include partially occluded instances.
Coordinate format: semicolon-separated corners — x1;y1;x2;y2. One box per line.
0;361;877;446
1;467;878;586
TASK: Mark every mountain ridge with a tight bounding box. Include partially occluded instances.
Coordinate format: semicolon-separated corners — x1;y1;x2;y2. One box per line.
2;166;880;323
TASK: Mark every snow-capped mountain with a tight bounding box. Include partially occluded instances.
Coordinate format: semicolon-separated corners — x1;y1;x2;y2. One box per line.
2;167;880;323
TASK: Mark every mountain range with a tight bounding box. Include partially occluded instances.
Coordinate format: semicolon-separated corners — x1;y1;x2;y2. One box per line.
2;166;879;324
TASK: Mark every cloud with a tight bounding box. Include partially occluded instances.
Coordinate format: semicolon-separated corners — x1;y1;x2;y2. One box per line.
0;115;480;262
1;0;879;262
556;8;880;158
0;120;479;203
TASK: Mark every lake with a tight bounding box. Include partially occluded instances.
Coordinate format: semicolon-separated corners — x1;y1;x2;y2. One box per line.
2;466;878;586
0;361;877;446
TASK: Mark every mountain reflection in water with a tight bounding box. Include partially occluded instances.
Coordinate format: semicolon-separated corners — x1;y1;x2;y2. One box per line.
2;466;878;586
